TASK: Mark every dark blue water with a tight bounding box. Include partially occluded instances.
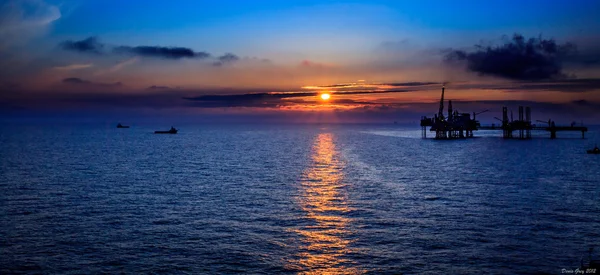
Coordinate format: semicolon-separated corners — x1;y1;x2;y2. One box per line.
1;123;599;274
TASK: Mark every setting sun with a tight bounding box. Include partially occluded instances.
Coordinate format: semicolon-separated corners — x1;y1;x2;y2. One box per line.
320;93;331;100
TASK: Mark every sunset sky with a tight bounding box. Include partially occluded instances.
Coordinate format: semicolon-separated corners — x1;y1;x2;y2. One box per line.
1;0;599;123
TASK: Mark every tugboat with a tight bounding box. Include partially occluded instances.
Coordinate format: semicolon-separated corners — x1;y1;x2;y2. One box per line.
116;123;130;128
154;126;178;134
587;144;600;154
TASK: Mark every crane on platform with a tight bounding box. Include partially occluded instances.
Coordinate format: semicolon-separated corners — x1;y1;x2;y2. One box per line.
473;109;489;120
536;120;550;124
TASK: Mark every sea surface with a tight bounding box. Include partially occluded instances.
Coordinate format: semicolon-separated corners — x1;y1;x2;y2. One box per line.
1;122;599;274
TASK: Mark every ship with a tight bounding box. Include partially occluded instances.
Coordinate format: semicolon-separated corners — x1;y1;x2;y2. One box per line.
116;123;130;128
587;145;600;154
154;126;178;134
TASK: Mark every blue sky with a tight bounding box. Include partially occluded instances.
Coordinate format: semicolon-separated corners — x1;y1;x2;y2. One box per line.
49;0;600;53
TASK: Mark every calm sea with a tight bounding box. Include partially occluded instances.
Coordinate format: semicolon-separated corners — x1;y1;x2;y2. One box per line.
1;122;599;274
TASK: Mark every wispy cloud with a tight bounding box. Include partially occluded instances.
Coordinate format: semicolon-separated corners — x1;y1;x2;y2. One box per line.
93;57;138;76
62;77;123;88
299;60;333;69
213;53;239;66
303;81;440;91
0;0;61;49
0;0;61;34
109;57;138;72
52;63;93;71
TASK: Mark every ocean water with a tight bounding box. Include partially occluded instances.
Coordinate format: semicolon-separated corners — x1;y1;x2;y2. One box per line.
1;123;599;274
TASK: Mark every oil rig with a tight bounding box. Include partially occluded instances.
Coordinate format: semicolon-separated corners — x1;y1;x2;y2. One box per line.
420;86;588;139
420;85;487;139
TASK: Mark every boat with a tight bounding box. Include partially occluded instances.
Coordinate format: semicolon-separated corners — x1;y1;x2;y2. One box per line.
580;247;600;269
154;126;178;134
587;145;600;154
116;123;130;128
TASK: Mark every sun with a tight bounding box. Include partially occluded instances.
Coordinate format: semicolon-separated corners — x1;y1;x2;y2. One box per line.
320;93;331;100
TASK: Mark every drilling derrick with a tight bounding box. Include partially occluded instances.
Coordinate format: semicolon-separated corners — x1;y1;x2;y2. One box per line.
419;85;480;139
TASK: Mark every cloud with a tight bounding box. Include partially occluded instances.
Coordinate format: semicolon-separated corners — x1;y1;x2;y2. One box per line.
0;0;61;48
2;81;20;90
0;0;61;34
114;46;210;59
93;57;138;76
491;78;600;93
446;78;600;93
184;90;412;108
212;53;239;66
3;85;598;123
571;99;600;109
452;99;600;119
313;81;439;88
185;92;315;108
299;60;333;69
59;36;216;60
385;82;440;87
146;85;172;90
52;63;93;71
62;77;122;88
444;34;577;80
62;77;88;84
302;81;440;92
60;36;104;54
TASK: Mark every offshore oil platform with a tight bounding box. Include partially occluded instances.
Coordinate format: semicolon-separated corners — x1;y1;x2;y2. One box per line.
420;86;588;139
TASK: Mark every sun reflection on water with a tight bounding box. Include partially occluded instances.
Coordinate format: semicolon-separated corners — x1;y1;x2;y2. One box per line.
290;133;363;274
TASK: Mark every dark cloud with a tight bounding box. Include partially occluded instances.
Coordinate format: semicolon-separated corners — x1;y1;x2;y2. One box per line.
184;92;315;108
62;77;90;84
572;99;600;109
452;99;596;118
491;78;600;93
62;77;123;88
385;82;440;87
147;85;172;90
444;34;576;80
114;46;210;59
60;37;104;54
440;78;600;93
59;37;211;60
2;81;20;90
213;53;240;66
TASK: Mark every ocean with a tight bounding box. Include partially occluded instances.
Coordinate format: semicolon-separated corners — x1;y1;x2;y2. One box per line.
1;122;599;274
